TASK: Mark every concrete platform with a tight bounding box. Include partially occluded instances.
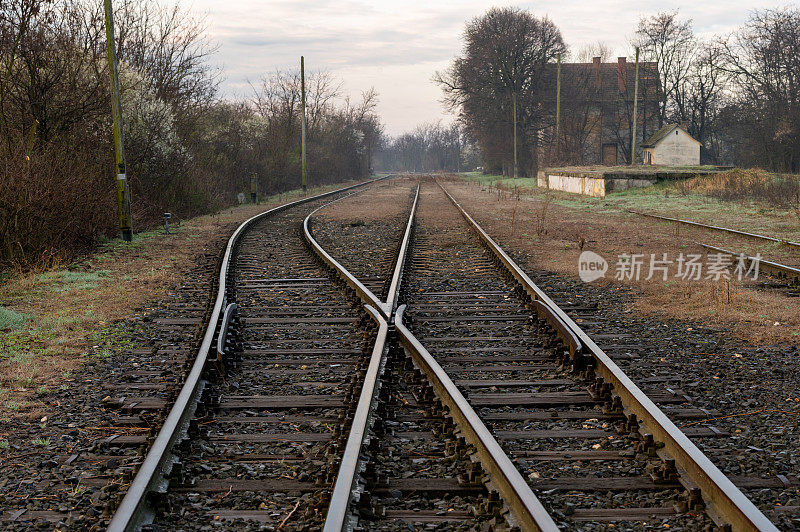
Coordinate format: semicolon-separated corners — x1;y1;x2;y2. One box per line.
537;165;727;197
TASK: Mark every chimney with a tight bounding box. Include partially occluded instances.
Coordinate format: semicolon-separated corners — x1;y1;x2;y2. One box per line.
593;56;601;90
617;57;627;93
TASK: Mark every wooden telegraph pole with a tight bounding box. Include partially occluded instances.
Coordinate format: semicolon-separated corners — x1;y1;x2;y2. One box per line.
555;53;562;163
512;92;518;179
103;0;132;241
631;47;640;165
300;56;308;193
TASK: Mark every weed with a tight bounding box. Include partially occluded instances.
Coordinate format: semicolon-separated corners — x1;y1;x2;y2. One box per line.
15;377;35;388
679;168;800;212
510;202;519;236
31;437;50;447
0;440;8;450
0;306;28;331
51;270;110;292
534;195;553;236
88;326;138;358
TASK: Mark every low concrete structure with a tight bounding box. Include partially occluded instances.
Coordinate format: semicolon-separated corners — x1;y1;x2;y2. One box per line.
537;166;724;198
642;124;701;166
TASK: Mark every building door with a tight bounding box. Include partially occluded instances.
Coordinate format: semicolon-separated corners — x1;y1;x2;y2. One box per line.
602;144;618;166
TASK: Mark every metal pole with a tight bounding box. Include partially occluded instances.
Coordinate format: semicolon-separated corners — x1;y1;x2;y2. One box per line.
301;56;307;193
512;92;518;178
631;47;640;166
555;53;561;163
103;0;132;241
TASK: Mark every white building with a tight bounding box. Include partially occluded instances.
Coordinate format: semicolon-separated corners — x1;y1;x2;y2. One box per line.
642;124;701;166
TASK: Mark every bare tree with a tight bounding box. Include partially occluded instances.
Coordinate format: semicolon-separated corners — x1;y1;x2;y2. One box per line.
557;66;602;165
115;0;220;114
680;42;726;159
435;7;566;176
634;11;695;127
719;7;800;171
574;41;612;63
376;122;467;173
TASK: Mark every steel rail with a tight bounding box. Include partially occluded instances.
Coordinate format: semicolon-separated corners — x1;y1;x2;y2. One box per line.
323;305;388;532
215;303;237;358
303;198;387;316
302;189;401;531
309;186;418;531
385;185;420;316
393;306;560;532
108;177;389;532
628;210;800;249
440;181;779;532
307;182;559;532
698;242;800;284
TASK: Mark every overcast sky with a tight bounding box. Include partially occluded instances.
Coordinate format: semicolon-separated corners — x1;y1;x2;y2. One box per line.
190;0;779;136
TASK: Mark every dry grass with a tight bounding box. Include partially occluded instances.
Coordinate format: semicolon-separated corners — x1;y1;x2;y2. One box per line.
444;178;800;345
676;168;800;217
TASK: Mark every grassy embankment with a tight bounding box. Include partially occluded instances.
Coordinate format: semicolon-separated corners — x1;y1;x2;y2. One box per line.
459;169;800;243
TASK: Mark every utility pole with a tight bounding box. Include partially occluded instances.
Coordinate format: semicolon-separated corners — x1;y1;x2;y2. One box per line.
555;53;562;163
512;92;518;179
103;0;132;241
631;47;640;165
300;56;307;193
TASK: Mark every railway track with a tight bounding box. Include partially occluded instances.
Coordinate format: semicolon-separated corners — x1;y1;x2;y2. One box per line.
627;211;800;249
107;176;789;531
107;179;392;531
696;242;800;289
306;179;786;531
628;209;800;295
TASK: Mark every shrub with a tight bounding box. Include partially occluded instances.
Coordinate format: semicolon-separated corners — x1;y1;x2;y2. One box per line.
678;169;800;215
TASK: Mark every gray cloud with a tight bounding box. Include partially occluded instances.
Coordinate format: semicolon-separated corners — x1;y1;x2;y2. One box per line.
192;0;779;135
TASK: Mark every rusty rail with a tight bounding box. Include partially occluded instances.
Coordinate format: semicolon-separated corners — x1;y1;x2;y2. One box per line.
317;186;418;532
322;305;387;532
302;189;405;532
697;242;800;285
441;181;779;532
628;210;800;249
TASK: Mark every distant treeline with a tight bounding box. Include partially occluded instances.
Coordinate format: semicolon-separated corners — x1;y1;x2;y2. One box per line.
430;6;800;175
374;122;481;173
0;0;380;268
